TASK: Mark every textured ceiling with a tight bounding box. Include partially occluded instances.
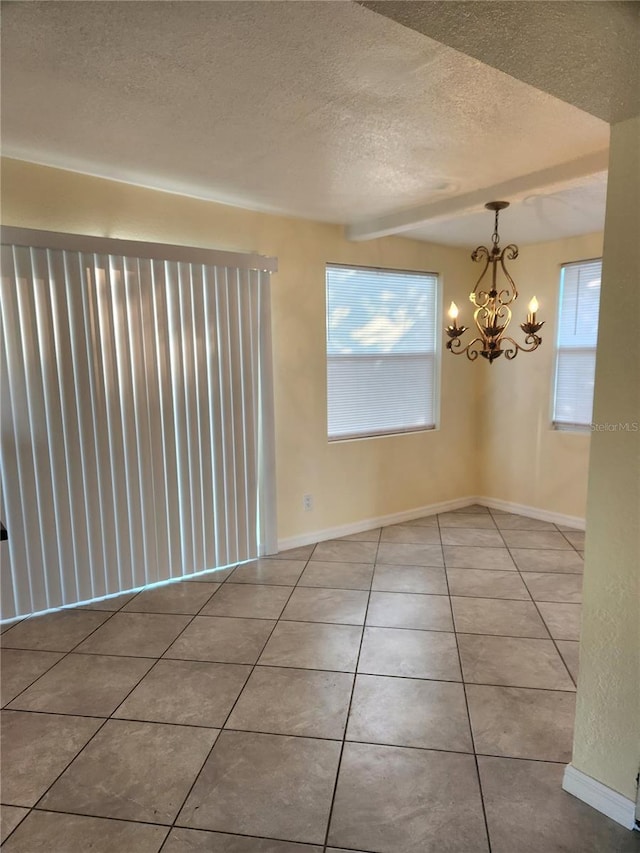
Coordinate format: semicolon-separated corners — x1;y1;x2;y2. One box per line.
361;1;640;124
1;1;613;244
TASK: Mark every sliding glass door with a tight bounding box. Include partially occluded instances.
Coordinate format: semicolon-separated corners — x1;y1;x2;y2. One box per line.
0;229;277;621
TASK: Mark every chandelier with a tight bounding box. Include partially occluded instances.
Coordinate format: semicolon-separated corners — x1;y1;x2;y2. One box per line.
445;201;543;362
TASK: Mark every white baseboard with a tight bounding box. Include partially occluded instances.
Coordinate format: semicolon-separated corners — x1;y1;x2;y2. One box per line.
477;496;586;530
277;494;585;551
562;765;638;830
276;495;476;551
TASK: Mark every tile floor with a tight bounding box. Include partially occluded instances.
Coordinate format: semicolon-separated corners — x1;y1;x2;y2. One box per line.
1;505;638;852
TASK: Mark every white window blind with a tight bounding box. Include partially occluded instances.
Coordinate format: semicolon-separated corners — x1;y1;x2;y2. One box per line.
0;227;277;622
552;258;602;429
326;264;439;441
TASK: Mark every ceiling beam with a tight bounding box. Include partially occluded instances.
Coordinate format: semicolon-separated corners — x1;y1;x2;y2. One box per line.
346;149;609;242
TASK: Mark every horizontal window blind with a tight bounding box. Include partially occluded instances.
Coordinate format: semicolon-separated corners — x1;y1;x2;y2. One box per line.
0;232;276;621
326;265;438;440
553;258;602;429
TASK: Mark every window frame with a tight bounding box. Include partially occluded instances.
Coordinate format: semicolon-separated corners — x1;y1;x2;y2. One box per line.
325;262;441;443
551;257;603;433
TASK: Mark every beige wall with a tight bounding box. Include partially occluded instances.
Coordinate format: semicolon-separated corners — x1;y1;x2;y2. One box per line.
478;231;603;519
1;157;482;542
571;114;640;802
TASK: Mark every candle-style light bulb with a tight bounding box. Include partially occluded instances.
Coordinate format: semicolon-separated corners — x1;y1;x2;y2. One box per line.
526;296;539;325
448;302;459;320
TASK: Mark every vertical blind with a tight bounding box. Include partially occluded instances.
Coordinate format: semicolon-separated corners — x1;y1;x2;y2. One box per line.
553;258;602;429
326;264;439;440
0;228;277;621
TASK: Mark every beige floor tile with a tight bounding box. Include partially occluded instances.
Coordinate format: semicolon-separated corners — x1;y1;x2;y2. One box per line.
1;610;110;652
372;564;447;594
188;566;236;583
338;528;381;542
376;542;443;566
7;653;153;716
437;512;497;528
440;529;505;548
0;811;168;853
0;806;29;844
226;666;353;739
163;829;322;853
501;530;572;550
451;597;549;638
298;561;374;591
401;514;439;527
228;560;306;586
200;584;293;619
266;545;315;560
478;756;640;853
380;524;442;544
164;616;275;664
457;635;575;690
75;612;191;657
0;710;102;806
521;572;582;603
538;602;582;641
40;719;218;823
122;581;219;614
563;531;586;549
443;546;516;571
258;621;362;672
492;514;558;531
310;541;378;564
281;587;368;625
114;660;251;727
76;592;137;611
358;627;461;681
178;730;341;844
510;548;584;573
451;504;490;514
466;684;576;762
347;674;472;752
366;591;453;631
556;640;580;682
328;743;488;853
1;649;64;706
446;569;530;600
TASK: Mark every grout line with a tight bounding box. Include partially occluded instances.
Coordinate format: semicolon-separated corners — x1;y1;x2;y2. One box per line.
14;583;229;827
490;512;579;690
438;509;493;853
321;524;381;851
156;576;301;853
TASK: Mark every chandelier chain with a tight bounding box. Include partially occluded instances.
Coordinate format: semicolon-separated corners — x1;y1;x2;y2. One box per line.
492;209;500;247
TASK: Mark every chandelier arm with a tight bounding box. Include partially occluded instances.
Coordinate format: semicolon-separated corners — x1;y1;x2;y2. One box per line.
470;247;491;307
501;333;543;360
446;335;482;360
497;247;519;304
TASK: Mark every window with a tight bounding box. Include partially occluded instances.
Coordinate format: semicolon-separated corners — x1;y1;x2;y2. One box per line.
552;258;602;429
326;264;439;440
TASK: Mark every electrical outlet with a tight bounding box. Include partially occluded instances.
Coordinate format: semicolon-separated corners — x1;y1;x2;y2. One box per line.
303;493;313;512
